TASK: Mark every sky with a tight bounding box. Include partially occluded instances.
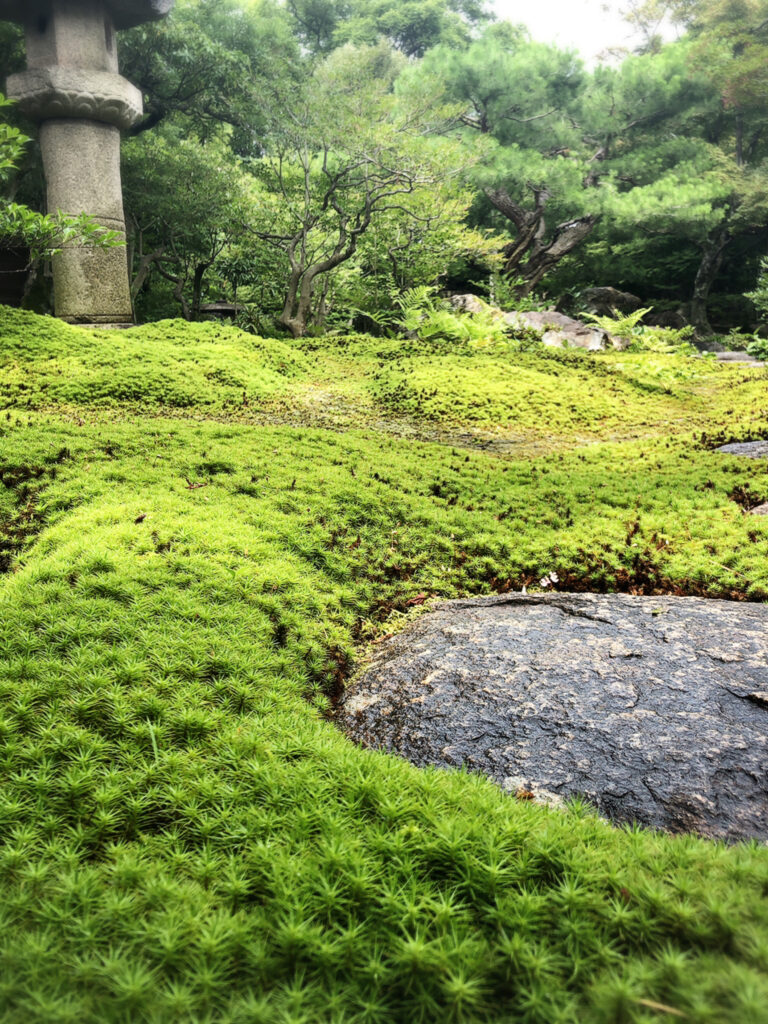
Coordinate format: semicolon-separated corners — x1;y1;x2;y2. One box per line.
490;0;676;63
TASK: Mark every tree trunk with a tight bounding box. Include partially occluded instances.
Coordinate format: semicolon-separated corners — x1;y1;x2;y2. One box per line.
175;277;191;321
516;216;598;297
312;276;331;328
279;268;303;337
281;262;343;338
291;280;315;338
155;262;191;320
485;186;597;296
192;262;211;321
691;227;731;338
130;246;166;301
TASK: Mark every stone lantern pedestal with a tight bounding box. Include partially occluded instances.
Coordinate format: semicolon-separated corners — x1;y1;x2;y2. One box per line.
1;0;173;324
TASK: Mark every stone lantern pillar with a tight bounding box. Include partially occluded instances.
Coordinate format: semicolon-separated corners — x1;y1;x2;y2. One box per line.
1;0;174;324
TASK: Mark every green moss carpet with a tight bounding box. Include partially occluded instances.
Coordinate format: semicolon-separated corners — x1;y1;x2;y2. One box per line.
1;306;767;1022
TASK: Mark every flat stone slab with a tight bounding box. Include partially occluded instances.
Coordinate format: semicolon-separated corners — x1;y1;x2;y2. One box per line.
717;440;768;458
713;351;765;367
338;594;768;841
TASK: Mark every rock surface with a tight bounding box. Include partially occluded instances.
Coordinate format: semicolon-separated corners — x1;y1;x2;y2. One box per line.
448;293;487;315
583;286;642;316
338;594;768;841
504;310;628;351
718;439;768;458
712;351;765;368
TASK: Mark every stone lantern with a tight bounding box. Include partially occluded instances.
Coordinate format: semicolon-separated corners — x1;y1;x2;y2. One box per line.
1;0;174;324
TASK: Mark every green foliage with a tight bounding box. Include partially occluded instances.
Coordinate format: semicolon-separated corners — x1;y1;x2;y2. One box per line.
583;308;654;339
746;336;768;360
286;0;487;57
490;272;547;312
632;324;699;353
0;103;26;181
747;255;768;319
123;129;257;320
1;306;768;1021
337;192;500;325
120;0;301;146
364;286;512;348
584;309;699;353
246;42;475;337
421;27;729;299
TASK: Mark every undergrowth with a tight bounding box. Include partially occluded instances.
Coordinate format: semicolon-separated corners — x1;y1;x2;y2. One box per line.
1;306;768;1023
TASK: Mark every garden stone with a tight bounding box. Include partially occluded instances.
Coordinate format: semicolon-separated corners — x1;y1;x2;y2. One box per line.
449;293;486;315
504;309;629;351
709;351;765;368
1;0;174;324
717;440;768;458
338;593;768;841
583;286;642;316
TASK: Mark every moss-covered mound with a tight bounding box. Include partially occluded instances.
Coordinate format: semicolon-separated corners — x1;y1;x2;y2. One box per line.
1;307;767;1023
0;309;307;411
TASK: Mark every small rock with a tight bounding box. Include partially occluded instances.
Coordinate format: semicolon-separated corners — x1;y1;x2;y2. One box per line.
713;351;765;368
644;308;688;330
717;440;768;459
448;293;486;315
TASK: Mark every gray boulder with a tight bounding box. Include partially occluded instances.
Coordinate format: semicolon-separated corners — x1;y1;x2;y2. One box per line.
505;310;629;351
338;593;768;841
718;440;768;458
583;286;642;316
643;308;689;330
448;293;487;315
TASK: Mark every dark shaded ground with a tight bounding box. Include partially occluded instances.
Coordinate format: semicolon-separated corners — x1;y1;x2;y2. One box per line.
338;594;768;841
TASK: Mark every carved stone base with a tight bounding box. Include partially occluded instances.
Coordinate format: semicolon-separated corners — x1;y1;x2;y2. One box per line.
7;67;142;131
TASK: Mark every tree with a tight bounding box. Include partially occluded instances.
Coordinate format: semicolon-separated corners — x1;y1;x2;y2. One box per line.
122;129;255;319
423;24;715;298
617;0;768;333
285;0;488;57
119;0;300;149
681;1;768;333
420;23;595;296
247;44;473;337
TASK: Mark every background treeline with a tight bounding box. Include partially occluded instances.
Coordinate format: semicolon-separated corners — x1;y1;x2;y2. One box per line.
2;0;768;338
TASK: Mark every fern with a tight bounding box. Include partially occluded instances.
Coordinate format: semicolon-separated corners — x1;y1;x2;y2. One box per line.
583;308;698;354
582;307;653;339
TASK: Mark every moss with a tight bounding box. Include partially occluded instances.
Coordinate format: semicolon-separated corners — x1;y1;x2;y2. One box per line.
1;306;768;1023
0;308;307;411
